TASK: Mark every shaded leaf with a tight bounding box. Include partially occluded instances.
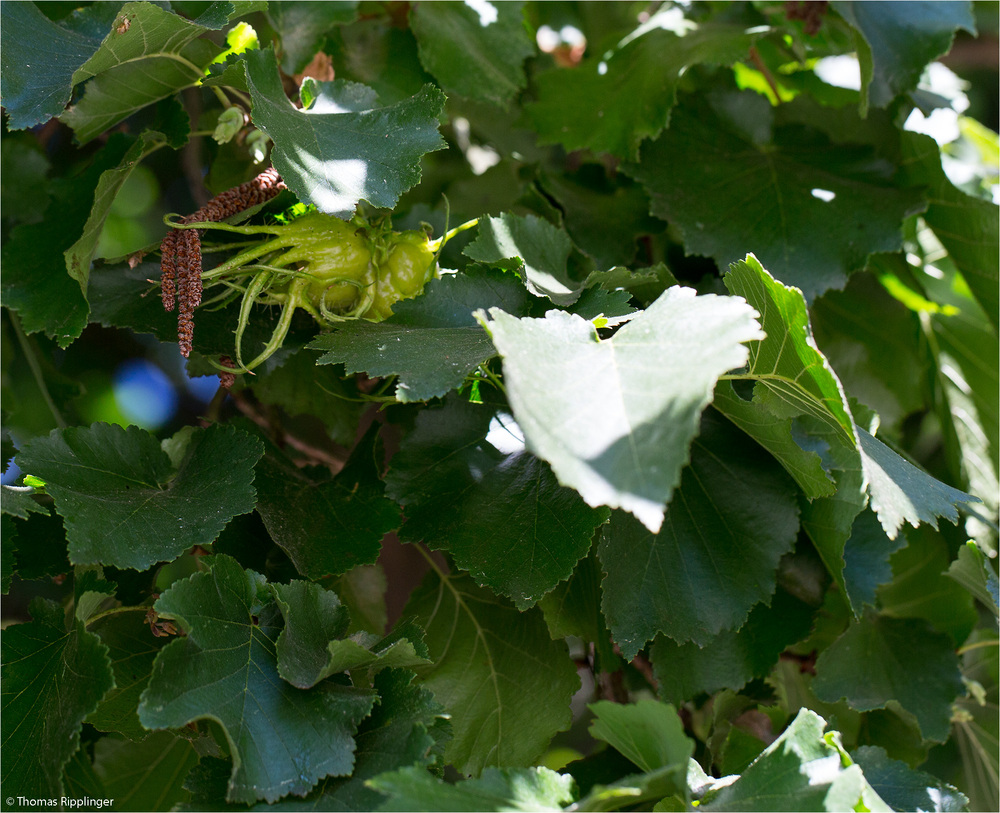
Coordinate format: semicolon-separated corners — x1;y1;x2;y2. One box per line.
309;264;534;402
404;571;579;774
630;94;925;301
482;286;763;533
528;19;764;160
411;0;534;107
1;598;114;799
599;414;800;655
254;427;399;580
946;542;999;617
650;589;815;706
267;2;358;74
386;397;607;609
370;765;576;812
851;745;968;813
1;485;49;520
841;510;906;612
0;1;108;129
93;731;199;812
812;611;964;742
138;555;377;804
16;423;263;570
465;212;580;305
835;2;976;110
245;48;446;216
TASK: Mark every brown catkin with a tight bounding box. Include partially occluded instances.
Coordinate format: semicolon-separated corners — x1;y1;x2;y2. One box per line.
159;168;287;358
218;355;237;390
785;1;828;35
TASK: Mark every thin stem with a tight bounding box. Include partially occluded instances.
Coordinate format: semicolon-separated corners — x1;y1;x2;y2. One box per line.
958;639;999;655
85;605;149;628
235;270;274;370
10;313;67;429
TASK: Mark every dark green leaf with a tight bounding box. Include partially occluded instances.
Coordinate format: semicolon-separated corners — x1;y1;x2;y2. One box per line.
254;427;400;580
1;136;133;346
138;555;377;804
0;1;107;129
10;510;70;581
1;137;51;225
483;286;763;533
93;731;199;812
1;598;115;799
267;2;358;74
245;48;446;217
335;564;388;635
630;94;925;300
699;708;890;811
370;765;576;812
464;213;580;305
404;571;579;774
946;542;999;617
1;485;49;519
877;527;978;645
650;589;815;706
841;510;906;612
411;1;534;107
385;396;608;609
835;2;976;110
181;668;443;811
588;699;694;775
812;610;964;742
309;264;534;402
88;611;170;741
599;414;800;655
271;580;350;688
851;745;968;812
528;20;764;160
16;423;263;570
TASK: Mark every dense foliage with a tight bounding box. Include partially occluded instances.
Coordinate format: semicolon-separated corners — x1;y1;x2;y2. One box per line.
1;1;998;811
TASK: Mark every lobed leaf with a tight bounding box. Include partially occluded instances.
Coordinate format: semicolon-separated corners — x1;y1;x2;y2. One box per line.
138;555;377;804
482;285;763;533
16;423;263;571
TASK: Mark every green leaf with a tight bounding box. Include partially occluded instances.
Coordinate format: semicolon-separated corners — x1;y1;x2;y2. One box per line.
271;580;430;689
946;542;999;618
1;136;132;346
181;668;443;811
335;564;388;635
370;765;576;812
411;0;534;107
851;745;968;812
835;1;976;110
1;598;115;799
841;510;906;612
267;2;358;74
16;423;263;570
699;708;891;811
876;527;978;645
812;610;964;742
464;213;581;305
528;19;764;160
482;286;763;533
404;571;579;774
650;589;815;706
858;427;979;539
898;131;999;329
1;485;49;519
93;731;199;812
138;555;377;804
254;428;399;580
629;94;925;301
88;611;170;741
309;264;534;402
64;131;170;295
0;1;108;129
1;137;52;225
712;384;836;500
385;397;608;609
598;414;800;655
588;700;694;776
244;48;447;216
